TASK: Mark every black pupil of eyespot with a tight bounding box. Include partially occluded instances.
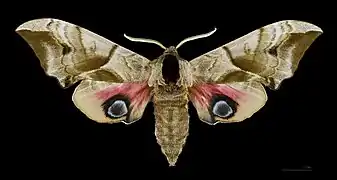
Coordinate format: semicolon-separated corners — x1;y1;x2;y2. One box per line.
108;100;128;117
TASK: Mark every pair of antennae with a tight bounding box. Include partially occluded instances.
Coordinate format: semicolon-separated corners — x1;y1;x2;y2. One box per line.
123;27;217;50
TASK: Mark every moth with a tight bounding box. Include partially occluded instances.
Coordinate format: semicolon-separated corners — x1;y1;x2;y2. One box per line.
16;18;322;166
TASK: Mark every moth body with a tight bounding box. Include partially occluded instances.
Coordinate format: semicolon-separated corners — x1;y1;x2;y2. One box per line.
149;46;192;165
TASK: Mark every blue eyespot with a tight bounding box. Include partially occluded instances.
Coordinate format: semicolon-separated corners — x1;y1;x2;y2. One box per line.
212;100;233;118
107;100;128;118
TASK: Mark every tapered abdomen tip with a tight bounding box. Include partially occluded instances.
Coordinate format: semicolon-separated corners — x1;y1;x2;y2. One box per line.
169;162;176;167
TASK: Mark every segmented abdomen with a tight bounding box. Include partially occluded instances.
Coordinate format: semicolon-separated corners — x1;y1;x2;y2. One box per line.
153;86;189;166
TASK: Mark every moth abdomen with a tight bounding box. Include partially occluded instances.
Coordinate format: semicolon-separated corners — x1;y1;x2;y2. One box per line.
153;86;189;166
154;104;189;166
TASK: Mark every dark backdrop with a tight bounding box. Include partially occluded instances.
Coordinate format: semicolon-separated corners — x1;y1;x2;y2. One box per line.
10;3;329;178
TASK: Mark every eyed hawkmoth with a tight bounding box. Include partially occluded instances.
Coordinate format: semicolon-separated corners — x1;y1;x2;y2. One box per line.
16;18;322;166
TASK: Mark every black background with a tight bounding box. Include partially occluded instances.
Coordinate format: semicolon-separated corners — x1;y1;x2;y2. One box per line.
9;2;330;178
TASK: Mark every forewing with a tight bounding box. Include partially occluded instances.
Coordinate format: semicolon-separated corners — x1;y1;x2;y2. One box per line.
16;18;151;88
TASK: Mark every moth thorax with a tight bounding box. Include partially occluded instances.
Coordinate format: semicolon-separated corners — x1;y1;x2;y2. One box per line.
162;54;180;84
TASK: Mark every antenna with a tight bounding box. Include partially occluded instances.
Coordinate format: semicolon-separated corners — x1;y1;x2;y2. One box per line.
124;34;166;50
176;27;217;49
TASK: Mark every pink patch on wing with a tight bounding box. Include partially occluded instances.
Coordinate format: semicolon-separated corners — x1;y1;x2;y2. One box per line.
95;82;151;109
189;83;245;108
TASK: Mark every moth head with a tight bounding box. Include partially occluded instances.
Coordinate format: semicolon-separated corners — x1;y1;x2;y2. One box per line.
161;46;181;84
164;46;178;55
